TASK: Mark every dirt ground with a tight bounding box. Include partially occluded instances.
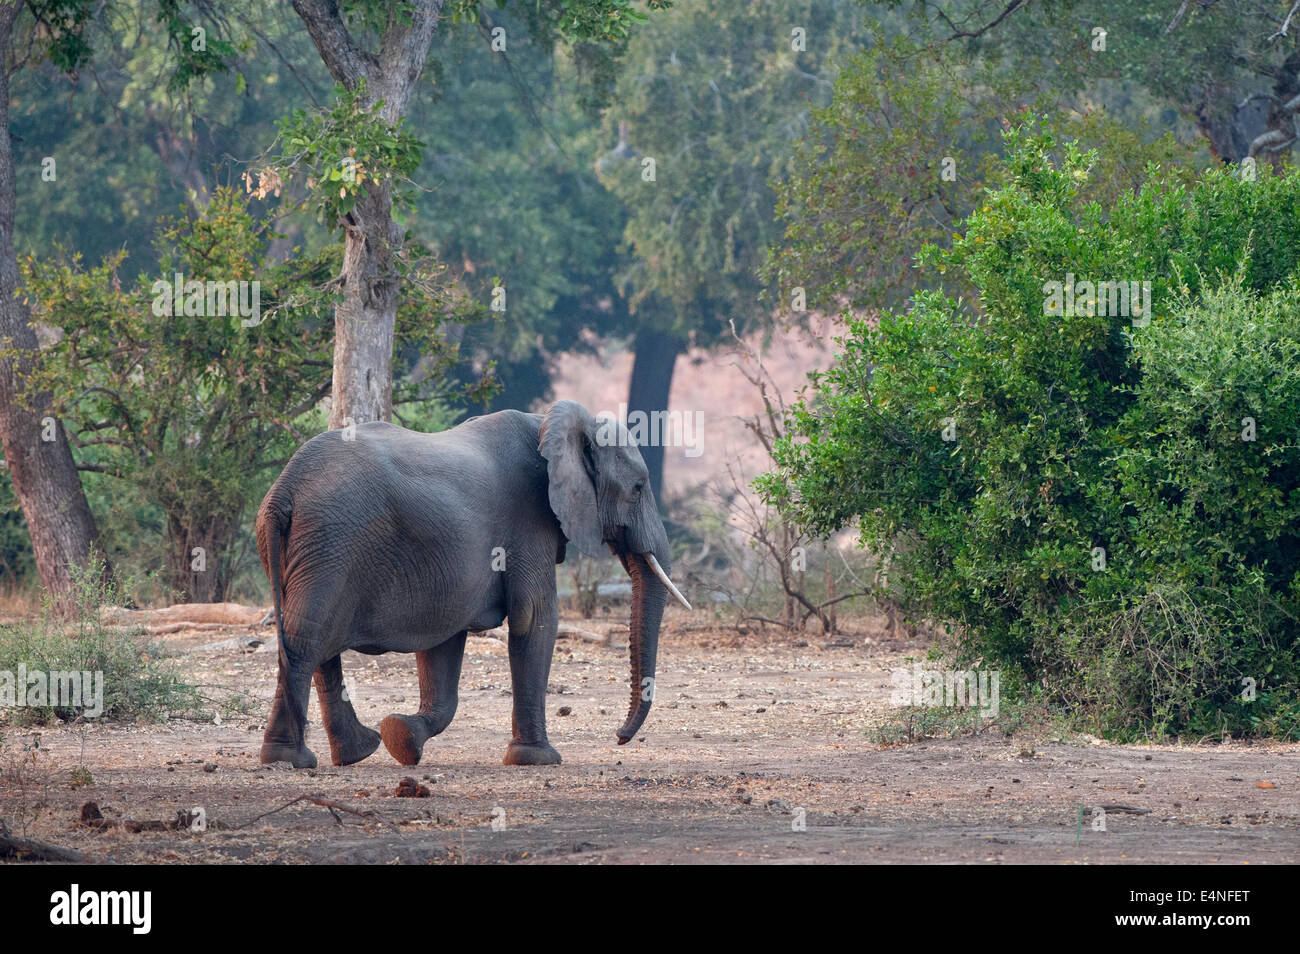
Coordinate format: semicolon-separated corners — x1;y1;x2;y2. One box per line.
3;610;1297;864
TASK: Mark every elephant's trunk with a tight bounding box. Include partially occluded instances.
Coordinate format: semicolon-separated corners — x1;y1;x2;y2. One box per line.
615;551;667;744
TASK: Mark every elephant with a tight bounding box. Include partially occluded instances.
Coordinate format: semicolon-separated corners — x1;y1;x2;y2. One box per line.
254;400;691;769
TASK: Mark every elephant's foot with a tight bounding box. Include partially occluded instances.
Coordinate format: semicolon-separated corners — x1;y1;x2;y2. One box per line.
328;723;382;767
380;714;430;766
503;741;562;766
260;740;318;769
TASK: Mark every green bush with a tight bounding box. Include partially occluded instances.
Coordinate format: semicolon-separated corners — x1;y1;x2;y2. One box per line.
765;121;1300;738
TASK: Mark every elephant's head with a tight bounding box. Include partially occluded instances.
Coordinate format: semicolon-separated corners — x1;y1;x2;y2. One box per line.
539;400;691;744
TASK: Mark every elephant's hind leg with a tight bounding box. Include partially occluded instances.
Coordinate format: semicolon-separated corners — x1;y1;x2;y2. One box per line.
381;631;466;766
315;654;381;766
260;640;320;769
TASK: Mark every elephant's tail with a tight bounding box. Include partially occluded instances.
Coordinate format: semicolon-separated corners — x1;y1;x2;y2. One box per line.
263;500;290;661
259;492;309;736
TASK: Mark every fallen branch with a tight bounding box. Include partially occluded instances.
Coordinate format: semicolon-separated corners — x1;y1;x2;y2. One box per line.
0;827;84;862
473;623;609;643
137;622;239;635
234;795;397;830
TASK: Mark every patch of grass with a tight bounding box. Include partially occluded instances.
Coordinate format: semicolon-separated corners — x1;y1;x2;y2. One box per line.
868;697;1039;746
0;555;203;725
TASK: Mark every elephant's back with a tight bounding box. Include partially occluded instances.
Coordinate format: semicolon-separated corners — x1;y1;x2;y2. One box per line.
268;423;487;535
263;417;541;644
265;416;542;574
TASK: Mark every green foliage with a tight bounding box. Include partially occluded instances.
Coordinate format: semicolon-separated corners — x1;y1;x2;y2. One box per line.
410;12;633;407
766;121;1300;738
268;80;427;228
765;28;1011;314
16;189;336;596
29;0;96;73
765;27;1203;317
0;471;35;586
601;0;870;344
153;0;242;92
16;188;473;598
445;0;671;45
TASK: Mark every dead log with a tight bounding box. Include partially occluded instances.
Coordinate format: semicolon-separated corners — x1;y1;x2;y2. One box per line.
0;829;84;862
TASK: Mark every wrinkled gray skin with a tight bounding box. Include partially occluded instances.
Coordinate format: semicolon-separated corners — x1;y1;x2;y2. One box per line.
255;400;672;768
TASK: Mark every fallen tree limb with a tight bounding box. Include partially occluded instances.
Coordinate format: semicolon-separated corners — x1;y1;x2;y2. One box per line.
234;795;397;830
0;829;84;862
473;623;610;643
101;603;271;627
1095;805;1152;815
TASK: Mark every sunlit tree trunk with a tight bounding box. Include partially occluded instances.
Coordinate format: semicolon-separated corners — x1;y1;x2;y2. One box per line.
291;0;445;429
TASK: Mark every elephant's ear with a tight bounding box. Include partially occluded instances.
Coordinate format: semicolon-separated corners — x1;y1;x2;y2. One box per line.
539;401;603;557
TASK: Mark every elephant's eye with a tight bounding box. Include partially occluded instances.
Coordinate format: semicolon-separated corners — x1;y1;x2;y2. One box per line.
633;481;645;495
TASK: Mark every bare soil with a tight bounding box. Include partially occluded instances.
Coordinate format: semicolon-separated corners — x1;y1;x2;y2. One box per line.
3;611;1297;864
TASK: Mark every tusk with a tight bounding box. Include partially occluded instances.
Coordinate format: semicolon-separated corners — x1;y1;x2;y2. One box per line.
645;553;692;611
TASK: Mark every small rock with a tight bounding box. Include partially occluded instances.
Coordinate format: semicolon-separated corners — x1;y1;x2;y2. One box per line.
557;706;572;717
202;762;217;773
1257;781;1276;789
395;777;430;798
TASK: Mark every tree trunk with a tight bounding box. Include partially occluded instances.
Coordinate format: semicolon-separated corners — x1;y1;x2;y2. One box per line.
824;544;837;635
330;183;402;427
626;327;684;503
0;6;102;609
1193;50;1300;165
291;0;445;429
165;510;240;603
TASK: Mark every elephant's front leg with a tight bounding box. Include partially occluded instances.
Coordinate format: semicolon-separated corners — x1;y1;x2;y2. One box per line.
503;599;561;766
314;654;381;766
380;632;466;766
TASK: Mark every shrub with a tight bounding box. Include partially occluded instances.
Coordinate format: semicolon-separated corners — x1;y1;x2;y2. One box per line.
764;120;1300;738
0;557;202;725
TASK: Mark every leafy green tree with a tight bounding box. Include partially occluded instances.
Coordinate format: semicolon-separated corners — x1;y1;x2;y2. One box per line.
274;0;666;432
765;20;1203;318
20;187;468;600
0;0;237;606
897;0;1300;164
598;0;871;497
407;10;634;413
